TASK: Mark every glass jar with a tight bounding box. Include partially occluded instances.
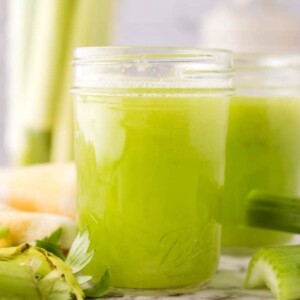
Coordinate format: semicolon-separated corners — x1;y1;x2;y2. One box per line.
72;47;233;295
223;54;300;254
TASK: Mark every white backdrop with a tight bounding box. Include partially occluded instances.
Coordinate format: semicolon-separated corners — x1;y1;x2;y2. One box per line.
112;0;300;47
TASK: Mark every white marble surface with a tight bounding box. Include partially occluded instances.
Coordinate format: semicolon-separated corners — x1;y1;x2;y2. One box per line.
99;256;274;300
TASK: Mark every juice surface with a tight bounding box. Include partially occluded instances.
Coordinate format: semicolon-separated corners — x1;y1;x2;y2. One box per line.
222;96;300;251
75;93;228;291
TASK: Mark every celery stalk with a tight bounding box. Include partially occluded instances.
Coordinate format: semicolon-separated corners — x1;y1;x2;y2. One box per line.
8;0;114;164
245;245;300;300
6;0;36;164
246;190;300;234
19;0;76;165
0;261;41;299
51;0;114;162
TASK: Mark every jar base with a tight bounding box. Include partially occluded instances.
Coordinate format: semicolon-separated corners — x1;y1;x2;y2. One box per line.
109;281;209;297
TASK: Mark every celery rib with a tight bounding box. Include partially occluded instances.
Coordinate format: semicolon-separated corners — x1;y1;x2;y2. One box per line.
245;246;300;300
246;190;300;234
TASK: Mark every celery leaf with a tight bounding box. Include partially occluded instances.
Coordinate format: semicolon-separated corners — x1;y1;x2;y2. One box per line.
84;269;110;298
66;229;94;274
34;228;65;260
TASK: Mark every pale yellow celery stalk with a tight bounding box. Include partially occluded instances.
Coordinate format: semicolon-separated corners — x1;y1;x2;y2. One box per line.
19;0;76;165
0;208;76;249
0;163;76;218
51;0;114;162
6;0;36;164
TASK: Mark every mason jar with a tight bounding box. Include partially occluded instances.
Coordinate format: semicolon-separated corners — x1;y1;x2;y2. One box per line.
72;47;233;295
223;54;300;253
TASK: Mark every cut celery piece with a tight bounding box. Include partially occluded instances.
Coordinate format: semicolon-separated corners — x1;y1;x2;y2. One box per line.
245;245;300;300
0;261;41;299
246;190;300;234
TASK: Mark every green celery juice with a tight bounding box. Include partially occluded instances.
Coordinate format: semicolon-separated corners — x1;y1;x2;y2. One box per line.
222;96;300;251
75;92;228;291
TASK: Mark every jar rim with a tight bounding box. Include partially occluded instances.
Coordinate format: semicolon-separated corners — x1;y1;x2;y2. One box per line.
73;46;233;71
235;53;300;70
72;47;233;92
234;53;300;96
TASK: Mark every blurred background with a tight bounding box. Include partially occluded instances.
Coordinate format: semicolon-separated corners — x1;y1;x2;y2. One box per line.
0;0;300;166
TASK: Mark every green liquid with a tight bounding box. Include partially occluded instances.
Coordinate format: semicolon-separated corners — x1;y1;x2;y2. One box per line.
75;93;228;291
223;96;300;251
